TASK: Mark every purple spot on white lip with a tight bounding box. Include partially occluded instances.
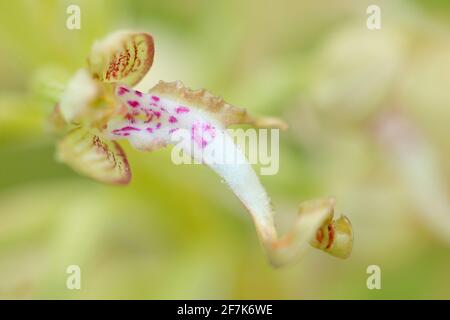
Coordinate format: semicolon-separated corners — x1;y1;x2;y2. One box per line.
156;123;162;129
146;127;154;133
135;90;143;97
190;122;216;149
120;126;140;131
112;126;141;135
128;100;140;108
118;86;130;95
176;106;190;114
151;96;160;102
169;116;178;123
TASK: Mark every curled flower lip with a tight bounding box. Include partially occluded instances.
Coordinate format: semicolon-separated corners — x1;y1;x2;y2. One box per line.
50;31;353;266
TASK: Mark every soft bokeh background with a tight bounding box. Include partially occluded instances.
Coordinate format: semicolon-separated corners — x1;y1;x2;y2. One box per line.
1;0;450;299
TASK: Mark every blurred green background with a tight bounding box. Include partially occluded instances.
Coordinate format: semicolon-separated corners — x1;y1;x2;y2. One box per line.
1;0;450;299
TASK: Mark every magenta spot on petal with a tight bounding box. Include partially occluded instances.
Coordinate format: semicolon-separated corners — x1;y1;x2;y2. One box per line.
203;123;211;130
190;124;197;139
146;127;154;133
176;106;190;114
128;100;140;108
118;86;130;95
151;96;160;102
135;90;143;97
169;116;178;123
154;111;161;118
120;126;140;131
190;122;216;149
156;123;162;129
112;126;140;135
169;128;179;134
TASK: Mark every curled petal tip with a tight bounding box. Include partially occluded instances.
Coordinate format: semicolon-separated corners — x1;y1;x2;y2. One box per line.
310;213;353;259
264;197;343;266
329;215;353;259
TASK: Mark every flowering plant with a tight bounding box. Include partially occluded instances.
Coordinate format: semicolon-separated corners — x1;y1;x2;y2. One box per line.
50;31;353;266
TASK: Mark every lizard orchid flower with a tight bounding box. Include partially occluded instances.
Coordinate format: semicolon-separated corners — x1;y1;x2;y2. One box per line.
50;31;353;266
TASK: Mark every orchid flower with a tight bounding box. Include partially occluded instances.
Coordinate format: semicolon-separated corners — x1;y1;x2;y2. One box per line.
50;31;353;266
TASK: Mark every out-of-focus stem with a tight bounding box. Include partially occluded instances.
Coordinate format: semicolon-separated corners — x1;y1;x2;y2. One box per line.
374;112;450;243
